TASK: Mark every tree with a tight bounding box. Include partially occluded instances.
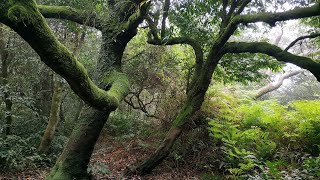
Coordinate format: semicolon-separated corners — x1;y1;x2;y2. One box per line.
38;74;63;153
0;0;149;179
130;0;320;175
1;0;320;178
0;24;13;135
255;69;303;99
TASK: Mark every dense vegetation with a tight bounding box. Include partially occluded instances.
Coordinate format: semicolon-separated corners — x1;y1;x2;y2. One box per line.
1;0;320;179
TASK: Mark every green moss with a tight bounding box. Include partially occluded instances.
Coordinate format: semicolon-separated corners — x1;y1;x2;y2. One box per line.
172;104;194;128
7;0;38;23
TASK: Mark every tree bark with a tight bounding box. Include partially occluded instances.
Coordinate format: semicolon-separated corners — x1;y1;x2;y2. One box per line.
255;70;302;99
46;108;111;179
38;75;63;153
0;0;148;179
130;1;320;175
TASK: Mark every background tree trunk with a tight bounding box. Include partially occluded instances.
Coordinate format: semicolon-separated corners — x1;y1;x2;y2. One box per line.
255;70;303;99
0;24;13;135
38;75;63;153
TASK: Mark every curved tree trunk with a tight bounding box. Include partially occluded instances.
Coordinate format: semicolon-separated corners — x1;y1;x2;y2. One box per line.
38;75;63;153
46;108;111;180
131;57;219;175
255;70;302;99
45;3;148;178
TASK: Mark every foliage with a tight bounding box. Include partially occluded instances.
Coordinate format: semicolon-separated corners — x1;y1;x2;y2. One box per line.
105;110;152;140
0;135;50;170
303;156;320;178
205;85;320;179
88;161;110;175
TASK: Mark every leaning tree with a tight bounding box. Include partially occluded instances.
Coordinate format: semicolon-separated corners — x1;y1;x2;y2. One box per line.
1;0;320;179
130;0;320;175
0;0;149;179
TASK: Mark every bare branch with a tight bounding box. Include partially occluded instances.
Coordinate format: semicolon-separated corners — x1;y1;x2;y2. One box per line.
235;0;251;15
124;94;161;119
255;70;303;99
285;32;320;51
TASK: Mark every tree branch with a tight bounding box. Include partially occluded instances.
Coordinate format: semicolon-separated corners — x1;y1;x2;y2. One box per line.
222;42;320;81
235;0;251;15
148;37;204;66
285;32;320;51
38;5;103;30
120;0;151;33
255;70;303;99
234;3;320;27
161;0;170;39
0;1;129;111
124;92;161;119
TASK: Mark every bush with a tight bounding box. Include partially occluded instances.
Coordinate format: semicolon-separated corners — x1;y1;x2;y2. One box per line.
205;90;320;179
0;135;50;170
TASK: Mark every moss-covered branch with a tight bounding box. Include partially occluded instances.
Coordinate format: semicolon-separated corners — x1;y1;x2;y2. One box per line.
234;3;320;26
0;0;129;111
222;42;320;81
120;0;150;33
38;5;103;30
148;37;204;65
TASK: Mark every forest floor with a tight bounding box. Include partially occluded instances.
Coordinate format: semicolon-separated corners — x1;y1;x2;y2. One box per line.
0;135;204;180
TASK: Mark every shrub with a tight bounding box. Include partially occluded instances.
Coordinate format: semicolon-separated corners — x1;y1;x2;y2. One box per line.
0;135;50;170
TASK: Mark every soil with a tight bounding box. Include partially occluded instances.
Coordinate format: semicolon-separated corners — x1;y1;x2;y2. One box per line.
0;135;204;180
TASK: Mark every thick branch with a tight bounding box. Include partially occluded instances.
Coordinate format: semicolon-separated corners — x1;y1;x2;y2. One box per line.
120;1;150;33
207;2;320;65
38;5;103;30
234;3;320;26
285;32;320;51
148;37;204;66
235;0;251;15
255;70;302;99
0;1;129;111
222;42;320;81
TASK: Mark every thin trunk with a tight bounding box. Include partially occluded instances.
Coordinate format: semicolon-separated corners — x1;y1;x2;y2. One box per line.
255;70;302;99
38;76;63;153
39;29;86;153
4;92;12;135
133;127;183;174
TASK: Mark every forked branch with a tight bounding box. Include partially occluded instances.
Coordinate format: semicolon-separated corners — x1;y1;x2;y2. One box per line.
222;42;320;81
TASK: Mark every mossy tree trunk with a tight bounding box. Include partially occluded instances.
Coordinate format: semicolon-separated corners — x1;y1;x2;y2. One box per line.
38;75;63;153
132;1;320;175
0;0;148;179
